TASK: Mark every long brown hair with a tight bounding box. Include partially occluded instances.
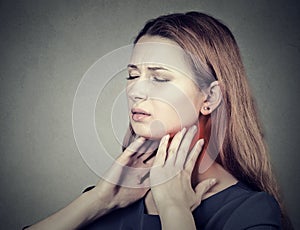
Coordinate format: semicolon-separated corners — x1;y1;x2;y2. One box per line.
127;12;292;229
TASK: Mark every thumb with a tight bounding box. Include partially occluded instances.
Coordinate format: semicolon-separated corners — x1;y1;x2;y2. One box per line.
192;178;217;209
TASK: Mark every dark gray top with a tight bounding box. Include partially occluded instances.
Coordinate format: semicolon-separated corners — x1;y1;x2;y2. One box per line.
82;181;282;230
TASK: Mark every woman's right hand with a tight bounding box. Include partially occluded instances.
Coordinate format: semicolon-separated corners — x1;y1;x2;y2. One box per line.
92;137;158;211
26;137;158;230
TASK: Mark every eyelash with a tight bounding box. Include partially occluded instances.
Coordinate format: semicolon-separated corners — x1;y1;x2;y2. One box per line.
126;75;170;82
126;75;139;80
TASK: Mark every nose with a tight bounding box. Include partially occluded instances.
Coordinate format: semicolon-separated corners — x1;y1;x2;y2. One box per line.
127;79;148;102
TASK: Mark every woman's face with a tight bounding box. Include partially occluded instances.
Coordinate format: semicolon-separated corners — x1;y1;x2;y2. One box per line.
126;36;205;139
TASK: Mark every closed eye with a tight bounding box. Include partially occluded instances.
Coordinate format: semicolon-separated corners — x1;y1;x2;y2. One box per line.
152;76;170;82
126;75;139;80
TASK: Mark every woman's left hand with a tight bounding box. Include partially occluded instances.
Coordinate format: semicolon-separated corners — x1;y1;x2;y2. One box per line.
150;125;217;227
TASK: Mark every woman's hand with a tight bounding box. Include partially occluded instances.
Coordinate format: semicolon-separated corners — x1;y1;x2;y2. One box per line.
27;137;158;230
93;137;158;210
150;126;217;230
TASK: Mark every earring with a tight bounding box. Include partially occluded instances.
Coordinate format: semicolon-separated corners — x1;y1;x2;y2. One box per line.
204;106;210;110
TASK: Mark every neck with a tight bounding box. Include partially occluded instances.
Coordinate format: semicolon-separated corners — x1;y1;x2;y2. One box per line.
192;161;238;200
144;159;238;215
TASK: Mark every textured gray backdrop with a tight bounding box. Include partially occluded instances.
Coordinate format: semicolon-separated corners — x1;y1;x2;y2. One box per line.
0;0;299;229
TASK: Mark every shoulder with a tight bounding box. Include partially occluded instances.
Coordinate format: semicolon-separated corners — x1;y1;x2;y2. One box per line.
223;191;282;229
197;182;282;230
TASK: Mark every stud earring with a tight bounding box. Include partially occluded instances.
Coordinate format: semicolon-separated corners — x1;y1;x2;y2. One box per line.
204;106;210;110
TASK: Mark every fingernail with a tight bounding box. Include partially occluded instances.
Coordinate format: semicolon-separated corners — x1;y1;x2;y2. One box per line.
210;178;217;185
138;137;146;142
162;134;169;144
196;139;204;147
181;127;186;133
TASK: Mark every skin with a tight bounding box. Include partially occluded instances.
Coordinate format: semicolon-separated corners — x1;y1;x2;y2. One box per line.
27;36;237;230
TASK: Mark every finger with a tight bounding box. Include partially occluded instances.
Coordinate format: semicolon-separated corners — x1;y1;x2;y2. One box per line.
166;128;186;166
153;134;169;167
136;139;154;157
175;125;198;168
185;139;204;173
145;140;159;154
192;178;217;209
143;153;156;165
119;137;146;162
104;137;147;184
137;140;159;161
195;178;217;196
140;141;160;165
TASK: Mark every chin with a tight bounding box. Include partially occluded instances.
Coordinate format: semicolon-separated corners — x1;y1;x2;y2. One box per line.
131;125;167;140
134;131;165;140
132;126;180;140
131;119;185;140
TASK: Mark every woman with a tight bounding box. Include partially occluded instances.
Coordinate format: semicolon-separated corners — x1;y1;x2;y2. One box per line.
25;12;293;229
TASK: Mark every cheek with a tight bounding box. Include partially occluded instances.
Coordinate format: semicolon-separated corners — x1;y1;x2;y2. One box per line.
152;102;180;133
150;84;199;126
150;93;199;138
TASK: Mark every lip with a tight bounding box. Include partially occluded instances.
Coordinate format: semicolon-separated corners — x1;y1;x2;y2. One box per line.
131;107;151;121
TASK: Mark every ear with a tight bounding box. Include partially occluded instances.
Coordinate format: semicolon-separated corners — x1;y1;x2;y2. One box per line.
200;81;222;115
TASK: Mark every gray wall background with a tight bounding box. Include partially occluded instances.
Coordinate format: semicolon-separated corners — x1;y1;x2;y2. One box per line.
0;0;299;229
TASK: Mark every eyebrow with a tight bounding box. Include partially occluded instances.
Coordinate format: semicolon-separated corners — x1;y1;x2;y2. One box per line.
127;64;171;72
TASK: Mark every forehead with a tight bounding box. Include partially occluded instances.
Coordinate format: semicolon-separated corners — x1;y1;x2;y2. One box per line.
129;37;194;77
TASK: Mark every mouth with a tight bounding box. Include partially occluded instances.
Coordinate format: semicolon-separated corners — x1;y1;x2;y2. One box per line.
131;108;151;122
